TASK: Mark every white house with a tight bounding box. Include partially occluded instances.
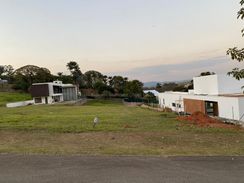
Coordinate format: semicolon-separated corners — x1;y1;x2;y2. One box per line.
30;81;78;104
158;74;244;124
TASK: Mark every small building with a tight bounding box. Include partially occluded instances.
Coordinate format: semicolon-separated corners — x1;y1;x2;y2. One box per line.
158;74;244;124
30;81;78;104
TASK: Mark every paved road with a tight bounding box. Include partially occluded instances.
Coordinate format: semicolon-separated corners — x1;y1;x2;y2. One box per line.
0;155;243;183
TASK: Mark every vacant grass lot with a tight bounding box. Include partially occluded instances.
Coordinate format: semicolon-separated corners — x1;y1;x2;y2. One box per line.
0;100;177;133
0;92;31;107
0;96;243;156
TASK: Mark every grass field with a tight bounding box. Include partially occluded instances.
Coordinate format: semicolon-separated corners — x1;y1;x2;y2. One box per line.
0;99;177;133
0;92;31;107
0;94;243;156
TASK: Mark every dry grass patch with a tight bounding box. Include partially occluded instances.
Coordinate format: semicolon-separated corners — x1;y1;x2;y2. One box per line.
0;131;243;156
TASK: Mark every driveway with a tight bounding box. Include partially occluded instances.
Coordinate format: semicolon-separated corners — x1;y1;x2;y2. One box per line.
0;155;243;183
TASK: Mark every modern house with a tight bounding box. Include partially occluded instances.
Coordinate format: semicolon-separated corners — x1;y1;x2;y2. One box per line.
158;74;244;123
30;81;78;104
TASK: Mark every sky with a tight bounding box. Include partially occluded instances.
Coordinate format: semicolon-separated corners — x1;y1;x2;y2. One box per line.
0;0;243;82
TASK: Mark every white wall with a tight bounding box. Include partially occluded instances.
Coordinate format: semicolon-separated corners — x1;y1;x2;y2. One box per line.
159;92;185;112
48;84;53;95
217;75;244;94
238;98;244;121
215;97;239;121
34;96;53;104
47;96;53;104
193;74;244;95
158;92;243;123
193;75;219;95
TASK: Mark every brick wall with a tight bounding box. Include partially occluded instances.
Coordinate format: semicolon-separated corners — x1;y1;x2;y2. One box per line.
184;99;206;114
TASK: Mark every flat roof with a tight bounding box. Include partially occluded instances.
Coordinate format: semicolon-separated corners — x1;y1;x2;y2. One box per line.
159;91;244;98
32;82;75;87
219;94;244;97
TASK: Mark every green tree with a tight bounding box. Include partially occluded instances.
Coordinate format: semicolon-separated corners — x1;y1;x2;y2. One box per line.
199;72;215;76
55;72;73;84
155;83;162;91
57;72;63;77
143;92;157;104
13;65;53;91
227;0;244;80
84;70;104;89
124;80;143;98
0;66;4;76
66;61;84;87
109;76;128;95
0;65;14;81
160;82;178;92
94;81;108;94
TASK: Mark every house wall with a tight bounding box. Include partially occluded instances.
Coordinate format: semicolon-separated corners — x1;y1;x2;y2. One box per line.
238;98;244;121
48;84;54;95
193;75;219;95
47;96;54;104
193;75;244;95
217;75;244;94
63;87;77;101
34;96;53;104
184;99;205;114
159;92;185;112
158;92;242;122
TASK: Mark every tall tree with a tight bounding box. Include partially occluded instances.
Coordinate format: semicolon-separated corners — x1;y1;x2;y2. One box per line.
13;65;53;91
124;80;143;98
57;72;63;77
0;65;14;77
66;61;84;87
156;83;162;91
227;0;244;80
109;76;128;95
84;70;104;89
0;66;4;76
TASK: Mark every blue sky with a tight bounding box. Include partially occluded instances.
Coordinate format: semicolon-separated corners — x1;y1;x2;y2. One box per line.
0;0;243;81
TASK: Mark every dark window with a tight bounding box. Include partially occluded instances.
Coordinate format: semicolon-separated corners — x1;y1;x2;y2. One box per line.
53;86;63;94
30;84;49;97
34;97;42;103
172;103;176;107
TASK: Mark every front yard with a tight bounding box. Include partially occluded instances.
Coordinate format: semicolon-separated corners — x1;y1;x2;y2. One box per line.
0;98;243;156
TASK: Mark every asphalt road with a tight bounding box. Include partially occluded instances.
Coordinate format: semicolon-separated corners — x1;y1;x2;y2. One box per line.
0;155;243;183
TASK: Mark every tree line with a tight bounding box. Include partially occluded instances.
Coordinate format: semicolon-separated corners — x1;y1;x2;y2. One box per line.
0;62;143;99
149;72;215;93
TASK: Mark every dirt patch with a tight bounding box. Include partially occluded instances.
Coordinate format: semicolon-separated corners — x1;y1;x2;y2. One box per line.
0;130;244;155
177;111;242;130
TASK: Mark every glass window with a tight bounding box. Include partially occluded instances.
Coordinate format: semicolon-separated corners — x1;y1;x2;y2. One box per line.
34;97;42;103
